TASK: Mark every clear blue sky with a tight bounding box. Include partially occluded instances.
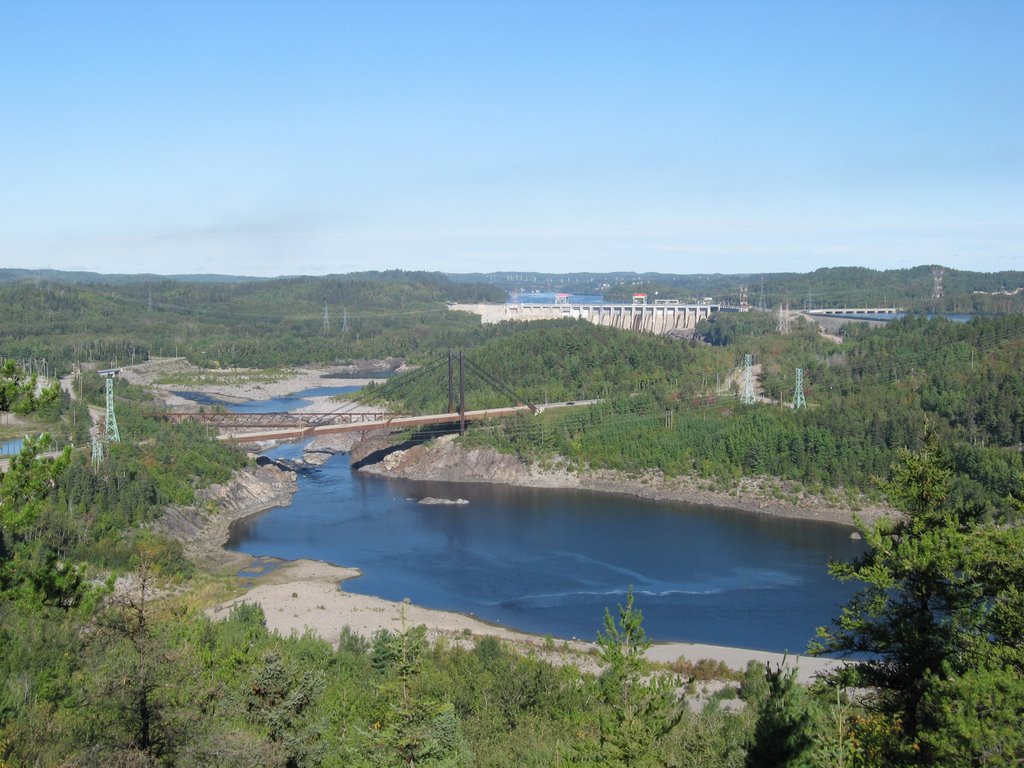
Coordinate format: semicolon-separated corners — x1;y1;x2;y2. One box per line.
1;1;1021;277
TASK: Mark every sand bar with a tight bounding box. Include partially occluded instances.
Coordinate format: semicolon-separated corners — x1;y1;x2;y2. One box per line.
208;559;847;684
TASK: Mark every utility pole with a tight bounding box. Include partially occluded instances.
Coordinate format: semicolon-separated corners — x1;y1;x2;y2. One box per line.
742;354;755;405
793;368;806;410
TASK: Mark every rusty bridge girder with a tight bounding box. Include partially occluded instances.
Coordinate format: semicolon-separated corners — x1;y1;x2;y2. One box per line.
161;411;409;428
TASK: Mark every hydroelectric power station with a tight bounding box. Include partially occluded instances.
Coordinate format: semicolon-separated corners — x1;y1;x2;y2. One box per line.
448;294;721;335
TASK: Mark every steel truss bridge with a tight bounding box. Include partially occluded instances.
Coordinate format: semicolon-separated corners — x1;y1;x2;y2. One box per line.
164;411;407;429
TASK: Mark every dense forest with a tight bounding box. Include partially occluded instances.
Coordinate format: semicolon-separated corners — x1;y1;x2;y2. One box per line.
2;269;1024;765
3;266;1023;375
374;314;1024;519
0;272;503;371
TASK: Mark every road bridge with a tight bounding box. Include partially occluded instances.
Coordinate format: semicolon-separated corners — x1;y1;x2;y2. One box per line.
194;403;598;444
164;411;407;429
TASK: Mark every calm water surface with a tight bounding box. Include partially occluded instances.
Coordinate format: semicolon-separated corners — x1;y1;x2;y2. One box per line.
228;441;864;653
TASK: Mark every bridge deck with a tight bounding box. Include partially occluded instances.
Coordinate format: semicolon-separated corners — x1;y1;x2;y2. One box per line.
215;405;536;443
169;400;599;444
165;411;407;428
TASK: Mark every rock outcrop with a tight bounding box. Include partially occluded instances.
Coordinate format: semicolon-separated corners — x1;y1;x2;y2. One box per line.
150;465;297;564
355;435;892;526
357;435;532;484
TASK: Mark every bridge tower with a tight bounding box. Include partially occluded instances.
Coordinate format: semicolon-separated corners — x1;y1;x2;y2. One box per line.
742;354;755;405
793;368;806;410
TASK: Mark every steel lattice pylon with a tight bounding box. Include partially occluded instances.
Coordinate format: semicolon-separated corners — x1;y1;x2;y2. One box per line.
742;354;755;405
793;368;806;410
91;437;104;467
105;375;120;443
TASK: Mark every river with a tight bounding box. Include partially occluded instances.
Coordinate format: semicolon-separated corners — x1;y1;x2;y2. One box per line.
172;387;867;653
224;437;865;654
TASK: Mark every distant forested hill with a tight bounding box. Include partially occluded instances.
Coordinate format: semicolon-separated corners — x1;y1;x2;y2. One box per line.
0;271;504;370
451;266;1024;313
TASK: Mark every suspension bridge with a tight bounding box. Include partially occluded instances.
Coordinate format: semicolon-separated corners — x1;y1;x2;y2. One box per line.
158;351;595;444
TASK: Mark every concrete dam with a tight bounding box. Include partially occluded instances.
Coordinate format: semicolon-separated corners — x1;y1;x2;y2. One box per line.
448;300;721;335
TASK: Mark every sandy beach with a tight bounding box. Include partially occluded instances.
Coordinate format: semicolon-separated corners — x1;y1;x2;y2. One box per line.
207;558;844;684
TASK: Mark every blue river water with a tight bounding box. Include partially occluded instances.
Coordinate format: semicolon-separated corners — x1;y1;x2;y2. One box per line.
227;436;866;654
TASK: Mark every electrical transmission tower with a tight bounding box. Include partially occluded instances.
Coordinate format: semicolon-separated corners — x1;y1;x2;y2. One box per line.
322;303;330;335
758;277;766;311
742;354;755;404
739;285;749;312
104;373;120;444
342;308;349;333
91;438;104;468
931;266;945;300
793;368;806;410
777;302;791;334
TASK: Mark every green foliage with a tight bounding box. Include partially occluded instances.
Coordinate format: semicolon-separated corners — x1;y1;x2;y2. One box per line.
372;320;718;413
0;360;60;415
0;271;504;372
362;616;473;767
744;662;815;768
814;447;1024;765
593;587;684;767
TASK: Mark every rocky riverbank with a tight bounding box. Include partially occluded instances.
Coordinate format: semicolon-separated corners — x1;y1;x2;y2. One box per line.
150;463;298;571
356;434;893;526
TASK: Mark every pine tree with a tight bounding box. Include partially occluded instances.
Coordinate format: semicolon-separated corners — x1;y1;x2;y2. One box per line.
595;587;684;767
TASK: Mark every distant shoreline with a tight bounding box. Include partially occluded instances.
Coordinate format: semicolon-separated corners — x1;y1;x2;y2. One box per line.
356;435;892;528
